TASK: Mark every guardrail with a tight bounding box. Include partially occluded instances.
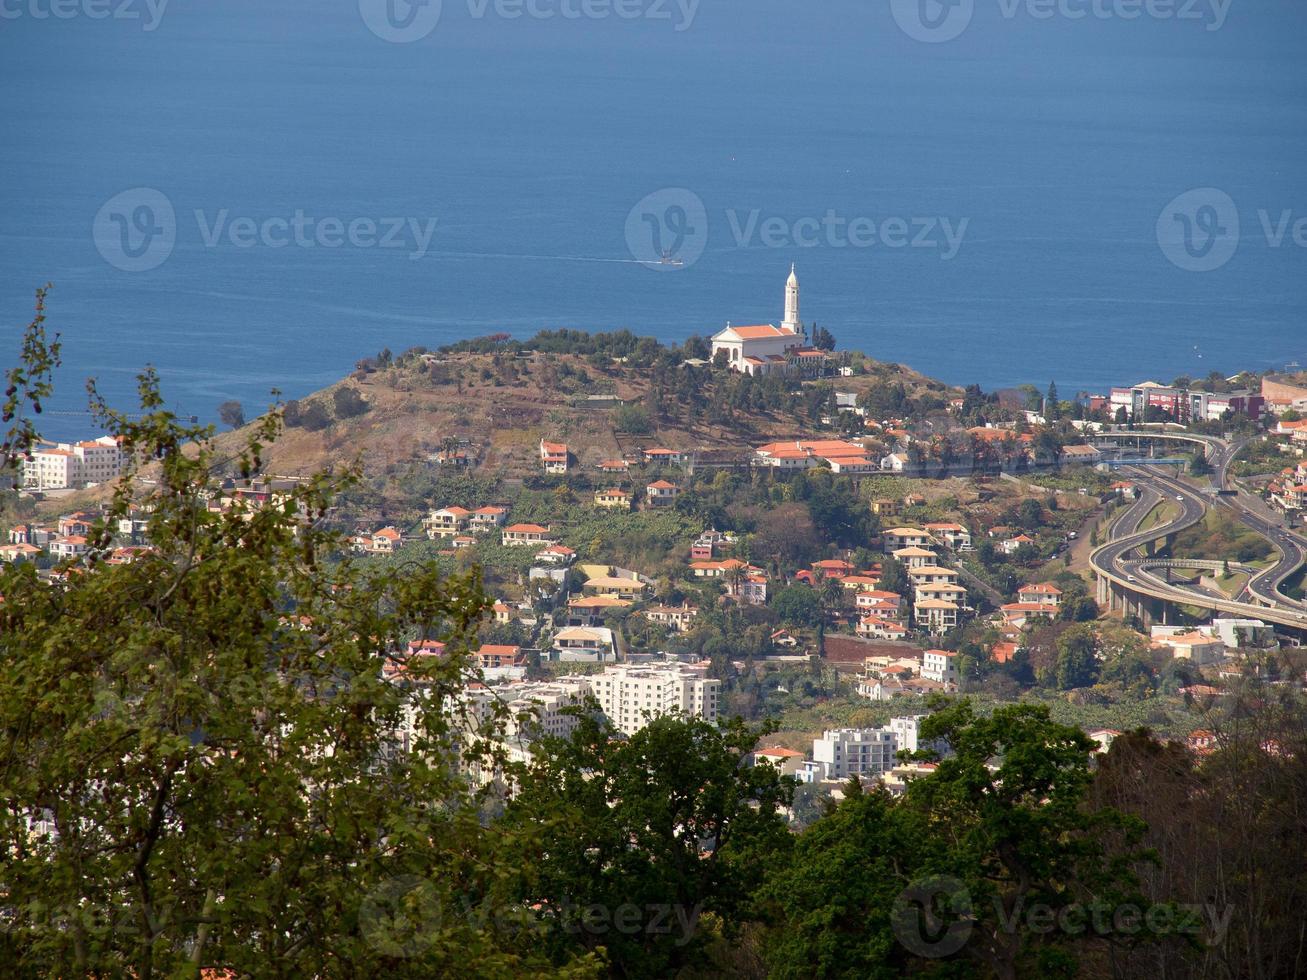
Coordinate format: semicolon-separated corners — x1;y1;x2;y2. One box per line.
1091;478;1307;629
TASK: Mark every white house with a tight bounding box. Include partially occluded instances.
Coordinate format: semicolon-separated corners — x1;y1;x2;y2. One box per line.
502;523;553;546
752;747;806;777
1017;583;1063;607
884;528;934;551
921;649;959;686
551;626;617;663
924;522;972;550
540;439;569;474
424;506;472;538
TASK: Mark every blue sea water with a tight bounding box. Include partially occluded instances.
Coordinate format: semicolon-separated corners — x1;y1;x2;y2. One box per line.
1;0;1305;439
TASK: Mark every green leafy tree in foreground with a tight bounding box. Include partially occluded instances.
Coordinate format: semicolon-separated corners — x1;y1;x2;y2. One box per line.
763;701;1156;979
501;714;794;979
0;291;599;979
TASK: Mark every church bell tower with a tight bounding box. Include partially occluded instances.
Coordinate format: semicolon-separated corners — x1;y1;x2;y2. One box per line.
781;263;802;340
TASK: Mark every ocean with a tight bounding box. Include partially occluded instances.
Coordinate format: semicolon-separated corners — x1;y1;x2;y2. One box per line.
2;0;1305;439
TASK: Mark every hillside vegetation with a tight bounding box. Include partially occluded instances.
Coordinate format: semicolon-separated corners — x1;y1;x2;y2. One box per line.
208;331;953;488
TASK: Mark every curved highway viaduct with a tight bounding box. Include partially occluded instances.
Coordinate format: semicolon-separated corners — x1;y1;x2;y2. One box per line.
1091;467;1307;635
1091;427;1307;610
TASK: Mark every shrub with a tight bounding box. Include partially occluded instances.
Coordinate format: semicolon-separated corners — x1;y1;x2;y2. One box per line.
332;386;370;419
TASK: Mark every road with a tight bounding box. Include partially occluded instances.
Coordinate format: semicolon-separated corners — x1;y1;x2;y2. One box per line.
1096;428;1306;608
1090;465;1307;630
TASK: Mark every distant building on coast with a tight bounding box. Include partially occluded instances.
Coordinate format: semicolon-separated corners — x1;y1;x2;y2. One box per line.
710;266;829;377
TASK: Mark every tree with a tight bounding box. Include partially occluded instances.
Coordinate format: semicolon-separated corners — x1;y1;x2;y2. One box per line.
762;780;928;979
810;323;836;351
503;714;792;978
333;385;370;418
772;584;822;628
764;701;1154;978
612;403;652;434
0;294;582;978
1054;624;1100;689
217;399;245;429
1017;498;1044;530
299;400;332;431
877;556;908;595
1045;381;1060;420
1059;593;1099;622
682;334;711;360
905;701;1152;977
748;502;821;568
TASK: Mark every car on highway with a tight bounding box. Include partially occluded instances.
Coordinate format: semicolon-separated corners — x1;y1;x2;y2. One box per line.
1176;494;1184;501
1126;575;1137;582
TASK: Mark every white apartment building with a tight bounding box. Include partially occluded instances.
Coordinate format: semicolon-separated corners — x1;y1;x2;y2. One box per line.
395;678;592;758
586;664;720;735
22;436;123;491
801;716;948;783
803;728;898;782
921;649;960;686
889;715;927;753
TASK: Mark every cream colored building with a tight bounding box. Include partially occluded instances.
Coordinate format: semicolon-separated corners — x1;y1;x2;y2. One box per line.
585;664;720;735
22;437;123;490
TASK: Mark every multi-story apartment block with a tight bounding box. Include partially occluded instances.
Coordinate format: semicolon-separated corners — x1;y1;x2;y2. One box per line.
803;728;898;782
586;664;720;735
22;436;123;491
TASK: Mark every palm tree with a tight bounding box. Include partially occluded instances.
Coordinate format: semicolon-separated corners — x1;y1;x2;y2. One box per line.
725;562;747;602
819;573;845;620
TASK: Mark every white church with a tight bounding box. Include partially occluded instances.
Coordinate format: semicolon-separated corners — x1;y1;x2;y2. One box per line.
710;265;829;377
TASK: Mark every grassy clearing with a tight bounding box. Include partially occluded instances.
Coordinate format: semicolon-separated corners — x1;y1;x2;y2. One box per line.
1139;500;1181;533
1214;571;1249;597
